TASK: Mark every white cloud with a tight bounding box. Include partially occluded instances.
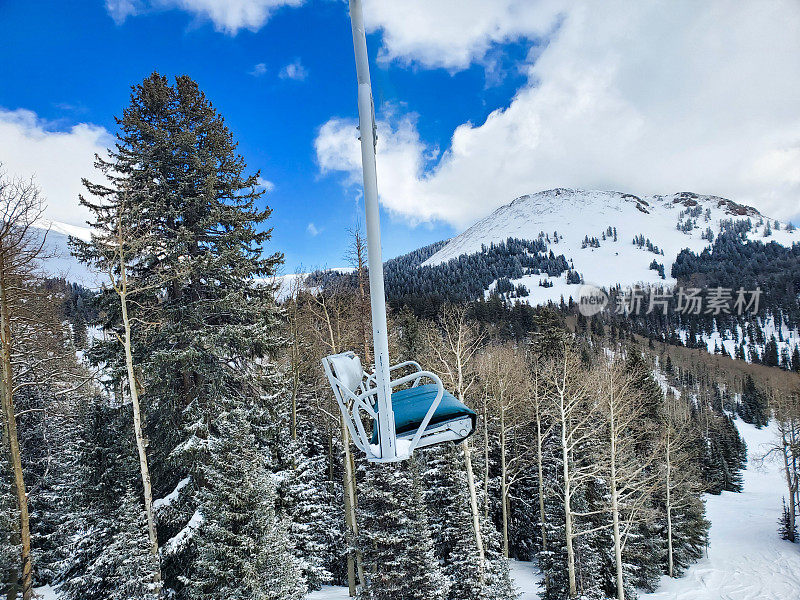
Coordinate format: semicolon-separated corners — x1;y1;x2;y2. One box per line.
317;0;800;227
0;109;111;228
363;0;562;70
256;176;275;191
279;58;308;81
106;0;142;24
249;62;268;77
107;0;304;34
306;222;320;236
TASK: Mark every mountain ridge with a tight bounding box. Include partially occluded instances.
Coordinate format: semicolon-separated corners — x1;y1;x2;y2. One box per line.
422;188;796;305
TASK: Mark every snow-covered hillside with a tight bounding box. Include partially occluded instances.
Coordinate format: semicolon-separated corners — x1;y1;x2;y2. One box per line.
641;420;800;600
31;220;99;287
423;189;798;304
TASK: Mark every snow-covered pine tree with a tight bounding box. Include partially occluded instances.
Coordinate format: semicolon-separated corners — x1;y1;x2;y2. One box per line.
479;512;519;600
105;487;163;600
779;497;798;542
187;404;304;600
424;444;484;600
277;424;340;591
24;387;84;586
359;456;447;600
0;457;20;594
76;72;291;597
58;397;135;600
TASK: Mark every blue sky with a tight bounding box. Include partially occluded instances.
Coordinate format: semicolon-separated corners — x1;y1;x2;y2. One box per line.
1;1;798;272
0;1;531;271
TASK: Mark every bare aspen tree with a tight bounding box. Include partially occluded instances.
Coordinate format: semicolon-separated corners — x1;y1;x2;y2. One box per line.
345;223;371;365
423;305;486;573
305;286;365;596
71;188;178;591
284;272;313;441
766;386;800;543
595;358;658;600
658;389;703;577
0;173;46;600
544;341;599;599
478;343;533;558
527;353;553;594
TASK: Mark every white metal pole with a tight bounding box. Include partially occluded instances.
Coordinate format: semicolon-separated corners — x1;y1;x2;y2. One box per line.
348;0;397;461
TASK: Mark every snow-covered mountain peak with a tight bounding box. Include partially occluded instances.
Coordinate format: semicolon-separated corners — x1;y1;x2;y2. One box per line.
423;189;796;305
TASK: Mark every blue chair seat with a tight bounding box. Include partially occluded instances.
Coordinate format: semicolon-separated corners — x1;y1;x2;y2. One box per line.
371;384;477;443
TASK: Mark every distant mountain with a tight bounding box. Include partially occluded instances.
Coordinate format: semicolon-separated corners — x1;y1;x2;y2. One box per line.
421;189;797;303
31;220;99;288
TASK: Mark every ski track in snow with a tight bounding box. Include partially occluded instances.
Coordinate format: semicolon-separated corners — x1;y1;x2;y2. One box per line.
641;420;800;600
33;421;799;600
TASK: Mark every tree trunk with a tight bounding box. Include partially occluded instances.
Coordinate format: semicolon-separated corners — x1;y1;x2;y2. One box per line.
609;408;625;600
783;433;797;542
341;417;363;596
0;259;31;600
535;408;550;594
119;282;162;586
483;398;489;518
462;439;485;576
500;407;509;558
666;434;674;577
560;394;577;599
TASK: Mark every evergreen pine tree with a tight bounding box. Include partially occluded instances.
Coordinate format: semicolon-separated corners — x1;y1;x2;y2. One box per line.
0;459;20;595
58;398;135;600
187;406;304;600
105;488;163;600
779;497;798;543
737;375;769;428
359;457;447;600
278;429;339;591
424;443;513;600
75;72;291;597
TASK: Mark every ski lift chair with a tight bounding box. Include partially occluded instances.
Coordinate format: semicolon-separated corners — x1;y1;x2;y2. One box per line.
322;351;477;462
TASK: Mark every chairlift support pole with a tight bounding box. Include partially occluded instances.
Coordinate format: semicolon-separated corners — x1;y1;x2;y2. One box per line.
348;0;398;461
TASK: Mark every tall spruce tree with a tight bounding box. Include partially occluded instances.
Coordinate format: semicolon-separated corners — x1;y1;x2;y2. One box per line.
359;457;447;600
75;72;294;598
424;444;485;600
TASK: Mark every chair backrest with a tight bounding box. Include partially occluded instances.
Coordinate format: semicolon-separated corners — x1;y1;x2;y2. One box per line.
325;351;363;393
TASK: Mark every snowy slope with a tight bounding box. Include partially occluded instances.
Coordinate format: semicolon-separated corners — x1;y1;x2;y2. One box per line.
641;420;800;600
30;220;99;288
423;189;798;304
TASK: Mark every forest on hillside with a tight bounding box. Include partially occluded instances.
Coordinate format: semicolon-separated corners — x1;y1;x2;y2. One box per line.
1;73;799;600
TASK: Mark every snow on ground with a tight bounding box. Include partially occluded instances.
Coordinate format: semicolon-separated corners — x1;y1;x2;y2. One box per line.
303;561;543;600
641;420;800;600
32;585;57;599
306;585;349;599
510;559;544;599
